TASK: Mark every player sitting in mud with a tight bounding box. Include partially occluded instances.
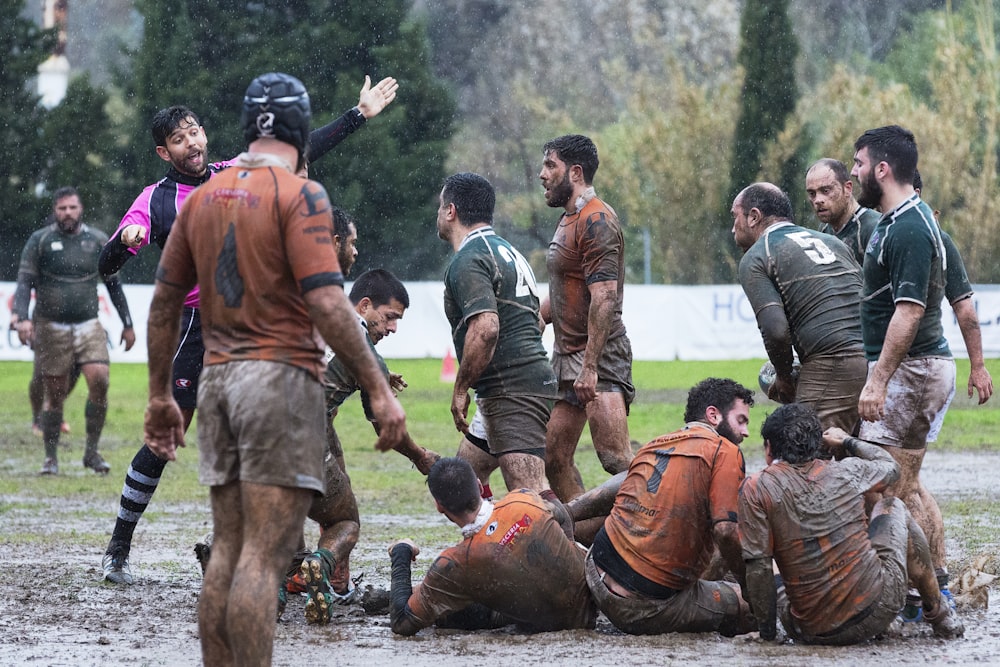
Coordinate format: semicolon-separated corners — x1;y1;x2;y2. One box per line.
739;403;965;643
570;377;756;636
387;457;596;635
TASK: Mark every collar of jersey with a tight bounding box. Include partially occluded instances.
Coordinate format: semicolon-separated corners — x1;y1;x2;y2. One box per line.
461;499;495;538
883;193;921;222
458;226;495;251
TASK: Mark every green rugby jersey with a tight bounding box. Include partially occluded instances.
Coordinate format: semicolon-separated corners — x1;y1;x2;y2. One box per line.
739;222;863;361
444;227;556;398
17;223;110;323
860;195;950;360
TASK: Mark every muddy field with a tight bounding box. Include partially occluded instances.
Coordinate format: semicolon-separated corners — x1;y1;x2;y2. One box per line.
2;451;999;667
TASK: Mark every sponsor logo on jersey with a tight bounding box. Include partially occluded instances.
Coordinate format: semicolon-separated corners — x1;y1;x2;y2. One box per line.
175;378;192;389
495;513;533;555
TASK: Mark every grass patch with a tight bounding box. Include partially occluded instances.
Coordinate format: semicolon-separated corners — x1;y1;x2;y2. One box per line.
1;357;997;561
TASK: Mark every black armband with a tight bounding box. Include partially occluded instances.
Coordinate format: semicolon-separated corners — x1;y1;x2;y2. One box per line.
843;437;861;456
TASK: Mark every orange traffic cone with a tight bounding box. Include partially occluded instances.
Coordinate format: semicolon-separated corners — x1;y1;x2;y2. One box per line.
440;348;457;383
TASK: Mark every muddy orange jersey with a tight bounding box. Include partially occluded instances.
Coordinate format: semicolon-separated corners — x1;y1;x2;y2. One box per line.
159;153;342;380
407;490;596;631
739;457;894;636
603;424;745;590
546;194;627;354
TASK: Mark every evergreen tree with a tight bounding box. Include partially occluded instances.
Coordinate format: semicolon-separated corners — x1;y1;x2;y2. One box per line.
729;0;799;196
120;0;455;280
0;0;56;279
38;74;121;232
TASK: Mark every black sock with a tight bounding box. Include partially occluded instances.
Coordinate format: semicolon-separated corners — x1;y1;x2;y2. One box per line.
85;399;107;455
40;410;61;460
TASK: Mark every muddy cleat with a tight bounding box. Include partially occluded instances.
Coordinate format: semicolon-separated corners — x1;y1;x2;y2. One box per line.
359;584;391;615
940;586;957;611
39;457;58;475
277;584;288;621
83;451;111;474
926;593;965;639
301;554;333;625
102;543;134;585
285;570;307;594
899;591;923;623
194;533;213;576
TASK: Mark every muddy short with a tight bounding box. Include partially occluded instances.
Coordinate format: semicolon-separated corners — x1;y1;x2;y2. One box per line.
859;356;956;449
796;354;867;435
466;396;490;451
34;318;108;376
584;551;744;635
172;307;203;409
779;498;907;644
477;394;550;457
197;360;325;493
551;334;635;411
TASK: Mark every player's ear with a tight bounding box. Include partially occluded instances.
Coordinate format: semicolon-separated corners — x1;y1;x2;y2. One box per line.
155;145;171;163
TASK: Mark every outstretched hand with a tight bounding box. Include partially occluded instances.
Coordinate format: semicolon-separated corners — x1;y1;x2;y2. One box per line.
389;539;420;559
357;76;399;119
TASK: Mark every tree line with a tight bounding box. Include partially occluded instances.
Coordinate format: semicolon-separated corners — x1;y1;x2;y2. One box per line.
3;0;997;285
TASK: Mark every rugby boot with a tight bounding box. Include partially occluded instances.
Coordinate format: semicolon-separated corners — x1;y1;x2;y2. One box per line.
39;457;59;475
277;583;288;621
83;450;111;474
102;541;134;585
194;533;214;576
301;552;335;625
925;593;965;639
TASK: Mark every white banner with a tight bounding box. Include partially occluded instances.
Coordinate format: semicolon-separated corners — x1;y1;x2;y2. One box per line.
3;281;999;363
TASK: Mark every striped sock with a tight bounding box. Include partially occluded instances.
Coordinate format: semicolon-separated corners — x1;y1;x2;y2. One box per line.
108;444;168;552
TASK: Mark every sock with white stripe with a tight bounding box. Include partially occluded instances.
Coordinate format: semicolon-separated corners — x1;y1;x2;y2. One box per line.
107;444;168;554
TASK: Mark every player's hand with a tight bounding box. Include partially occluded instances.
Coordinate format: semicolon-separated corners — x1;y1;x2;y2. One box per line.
357;75;398;119
369;390;407;453
451;387;471;434
968;366;993;404
15;319;33;347
768;374;797;404
121;327;136;351
822;427;851;455
120;224;146;248
389;372;408;395
144;395;185;461
413;447;441;476
858;380;887;422
389;539;420;559
574;367;598;405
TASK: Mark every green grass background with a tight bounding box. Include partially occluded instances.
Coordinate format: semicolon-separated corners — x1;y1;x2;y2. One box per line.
1;358;997;566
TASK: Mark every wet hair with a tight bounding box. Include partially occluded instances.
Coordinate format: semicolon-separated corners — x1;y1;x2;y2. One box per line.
151;106;202;147
349;269;409;309
52;186;80;205
442;172;495;226
427;457;481;515
543;134;599;184
760;403;822;464
853;125;918;186
737;183;794;221
913;168;923;192
332;206;355;243
683;378;755;423
807;157;851;184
